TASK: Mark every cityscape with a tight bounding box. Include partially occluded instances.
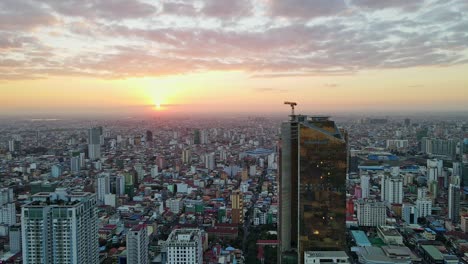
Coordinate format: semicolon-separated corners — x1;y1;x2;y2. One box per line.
1;110;467;263
1;0;468;264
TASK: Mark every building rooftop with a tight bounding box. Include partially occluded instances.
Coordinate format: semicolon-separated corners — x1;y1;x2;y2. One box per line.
351;230;372;247
304;251;348;258
421;245;444;261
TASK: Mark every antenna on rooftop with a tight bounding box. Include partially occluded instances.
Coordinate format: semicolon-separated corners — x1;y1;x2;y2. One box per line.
284;101;297;115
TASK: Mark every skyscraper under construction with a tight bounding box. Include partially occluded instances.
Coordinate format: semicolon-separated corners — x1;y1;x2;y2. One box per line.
279;114;348;263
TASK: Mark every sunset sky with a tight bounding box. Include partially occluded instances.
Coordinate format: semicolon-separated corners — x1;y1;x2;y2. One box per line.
1;0;467;117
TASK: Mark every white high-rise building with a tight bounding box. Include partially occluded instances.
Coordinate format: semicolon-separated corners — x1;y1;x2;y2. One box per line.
9;224;22;254
381;175;403;205
127;224;149;264
417;187;427;200
427;159;442;185
71;156;81;172
360;174;370;199
116;175;125;196
182;148;192;164
0;188;14;205
356;199;386;227
97;173;110;204
88;127;102;160
200;130;209;144
166;198;183;214
0;188;16;226
151;165;159;178
51;164;62;178
21;192;98;264
166;229;203;264
402;204;419;225
0;203;16;225
386;140;409;149
135;163;145;181
205;153;215;170
416;199;432;218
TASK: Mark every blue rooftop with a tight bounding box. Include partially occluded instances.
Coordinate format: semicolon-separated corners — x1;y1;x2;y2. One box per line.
244;148;274;156
358;166;385;170
351;230;372;247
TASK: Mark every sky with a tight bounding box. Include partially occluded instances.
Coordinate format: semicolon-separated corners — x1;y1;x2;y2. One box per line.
1;0;468;117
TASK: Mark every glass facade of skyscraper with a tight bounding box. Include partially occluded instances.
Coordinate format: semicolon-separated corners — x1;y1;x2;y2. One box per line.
280;115;348;264
298;121;347;261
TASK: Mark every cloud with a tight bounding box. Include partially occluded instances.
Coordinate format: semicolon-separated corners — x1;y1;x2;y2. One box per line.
350;0;425;11
268;0;347;18
201;0;253;18
252;88;287;93
1;0;468;80
0;0;57;30
44;0;157;20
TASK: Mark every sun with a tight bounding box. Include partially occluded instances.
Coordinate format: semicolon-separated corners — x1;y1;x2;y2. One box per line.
155;102;161;110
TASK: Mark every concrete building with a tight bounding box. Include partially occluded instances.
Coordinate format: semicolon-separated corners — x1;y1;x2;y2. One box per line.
88;127;102;160
167;198;183;214
126;224;148;264
421;138;457;159
377;226;403;245
21;192;98;264
116;175;125;196
304;251;350;264
416;199;432;218
166;229;203;264
381;175;403;205
9;224;22;254
205;152;215;171
356;199;386;227
360;174;370;199
402;204;419;225
182;148;192;164
461;215;468;233
448;182;461;223
0;202;16;226
97;173;110;204
231;190;244;225
70;156;81;173
386;139;409;149
51;164;62;178
0;188;16;226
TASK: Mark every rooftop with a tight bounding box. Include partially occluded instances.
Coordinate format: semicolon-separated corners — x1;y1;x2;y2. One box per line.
421;245;444;260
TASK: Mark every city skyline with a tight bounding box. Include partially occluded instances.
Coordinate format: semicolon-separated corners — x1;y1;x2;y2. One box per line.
1;0;468;116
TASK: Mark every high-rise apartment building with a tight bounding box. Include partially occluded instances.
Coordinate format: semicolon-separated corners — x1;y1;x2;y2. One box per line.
166;229;203;264
205;152;215;170
279;115;348;263
421;138;457;159
97;173;110;204
231;190;244;225
0;188;16;226
182;148;192;164
356;199;386;227
127;224;149;264
402;204;419;225
416;199;432;218
9;224;22;254
21;192;98;264
448;176;461;223
381;175;403;205
88;127;102;160
116;175;125;196
360;174;370;199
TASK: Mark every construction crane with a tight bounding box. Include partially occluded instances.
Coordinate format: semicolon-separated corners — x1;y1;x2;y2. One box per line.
284;101;297;115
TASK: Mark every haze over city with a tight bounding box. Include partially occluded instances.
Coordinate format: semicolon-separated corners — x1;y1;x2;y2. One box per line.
1;0;468;117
